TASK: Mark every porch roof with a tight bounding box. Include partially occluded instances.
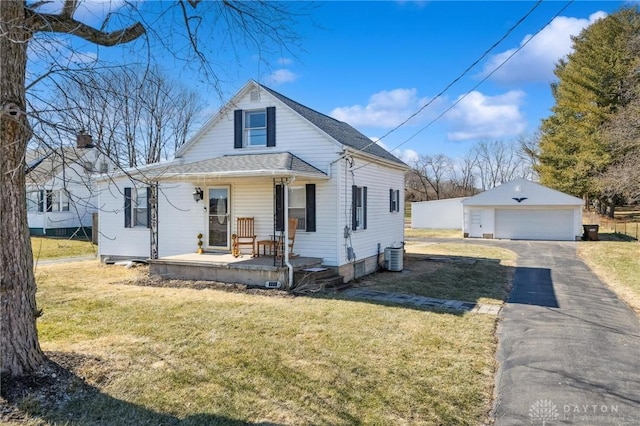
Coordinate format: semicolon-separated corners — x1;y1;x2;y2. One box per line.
111;152;329;181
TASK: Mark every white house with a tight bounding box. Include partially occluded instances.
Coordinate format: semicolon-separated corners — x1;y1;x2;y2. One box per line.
462;178;583;241
97;80;409;283
25;134;111;239
411;197;468;229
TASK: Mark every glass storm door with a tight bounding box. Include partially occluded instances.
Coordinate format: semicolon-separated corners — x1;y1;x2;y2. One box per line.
208;187;229;248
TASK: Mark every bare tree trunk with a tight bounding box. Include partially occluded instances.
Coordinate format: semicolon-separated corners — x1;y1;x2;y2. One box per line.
1;0;46;377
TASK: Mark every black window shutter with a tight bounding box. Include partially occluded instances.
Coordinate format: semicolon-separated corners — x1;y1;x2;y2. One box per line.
124;187;132;228
38;190;44;212
146;187;152;229
390;189;394;212
351;185;357;230
305;184;316;232
46;190;53;212
266;106;276;147
234;109;243;149
275;184;284;231
363;186;367;229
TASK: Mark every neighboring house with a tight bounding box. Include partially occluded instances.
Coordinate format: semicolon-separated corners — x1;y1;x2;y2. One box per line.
411;197;468;229
25;134;111;239
97;80;409;282
462;178;583;241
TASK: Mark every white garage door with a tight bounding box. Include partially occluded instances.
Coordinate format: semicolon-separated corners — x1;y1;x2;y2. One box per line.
495;209;575;240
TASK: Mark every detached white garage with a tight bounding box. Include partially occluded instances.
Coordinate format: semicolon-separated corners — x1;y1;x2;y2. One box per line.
462;179;583;241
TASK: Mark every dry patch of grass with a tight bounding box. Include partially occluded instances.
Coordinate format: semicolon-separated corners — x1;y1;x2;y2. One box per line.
405;228;463;239
357;242;517;305
31;237;96;260
578;239;640;313
4;260;500;425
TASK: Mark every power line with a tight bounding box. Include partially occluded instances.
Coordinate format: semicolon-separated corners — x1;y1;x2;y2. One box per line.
384;0;575;156
362;0;544;151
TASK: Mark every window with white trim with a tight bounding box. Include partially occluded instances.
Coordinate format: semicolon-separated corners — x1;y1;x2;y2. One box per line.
288;187;306;230
124;187;150;228
133;188;148;227
352;185;367;231
390;189;400;212
245;110;267;147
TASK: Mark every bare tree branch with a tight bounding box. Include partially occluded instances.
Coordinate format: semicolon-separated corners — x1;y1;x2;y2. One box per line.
27;10;145;46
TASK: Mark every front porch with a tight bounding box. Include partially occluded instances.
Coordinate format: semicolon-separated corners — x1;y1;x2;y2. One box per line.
149;252;329;289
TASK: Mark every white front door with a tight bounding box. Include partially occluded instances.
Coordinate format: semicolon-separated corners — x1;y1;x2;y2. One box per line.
208;187;230;248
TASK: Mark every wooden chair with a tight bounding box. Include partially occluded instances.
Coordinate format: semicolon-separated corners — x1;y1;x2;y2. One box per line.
231;217;256;257
277;217;299;259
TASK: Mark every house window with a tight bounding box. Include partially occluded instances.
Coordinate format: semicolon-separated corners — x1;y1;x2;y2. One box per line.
124;187;150;228
133;188;148;227
99;161;109;173
59;191;70;212
390;189;400;212
288;187;306;230
245;111;267;146
234;107;275;148
26;191;39;212
84;161;93;172
352;185;367;231
275;184;316;232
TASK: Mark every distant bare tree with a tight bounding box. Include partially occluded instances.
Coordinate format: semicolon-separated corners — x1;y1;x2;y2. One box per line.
40;67;203;167
472;139;531;190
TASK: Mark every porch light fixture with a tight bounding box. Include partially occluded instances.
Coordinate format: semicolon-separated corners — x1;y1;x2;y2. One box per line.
193;187;204;202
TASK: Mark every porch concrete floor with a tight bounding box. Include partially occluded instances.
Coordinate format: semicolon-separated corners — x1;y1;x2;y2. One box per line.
158;252;323;269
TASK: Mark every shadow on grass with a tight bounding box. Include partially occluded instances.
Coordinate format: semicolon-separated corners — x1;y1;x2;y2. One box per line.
588;231;637;242
1;353;281;426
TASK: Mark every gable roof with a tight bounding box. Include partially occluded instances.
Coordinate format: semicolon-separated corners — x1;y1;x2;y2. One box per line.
462;178;583;206
25;146;92;186
256;83;407;167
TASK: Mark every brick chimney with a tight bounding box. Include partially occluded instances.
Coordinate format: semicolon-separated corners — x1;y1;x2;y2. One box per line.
77;131;94;148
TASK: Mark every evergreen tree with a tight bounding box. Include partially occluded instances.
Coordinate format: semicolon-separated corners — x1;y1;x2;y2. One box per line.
537;7;640;207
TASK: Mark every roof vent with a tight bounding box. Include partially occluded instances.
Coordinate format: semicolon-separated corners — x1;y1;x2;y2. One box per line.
250;90;260;102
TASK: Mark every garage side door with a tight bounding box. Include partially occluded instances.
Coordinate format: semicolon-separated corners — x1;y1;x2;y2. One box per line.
495;209;575;240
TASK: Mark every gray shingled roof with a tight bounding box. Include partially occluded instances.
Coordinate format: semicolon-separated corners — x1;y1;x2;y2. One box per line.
25;147;89;185
151;152;327;179
258;83;407;167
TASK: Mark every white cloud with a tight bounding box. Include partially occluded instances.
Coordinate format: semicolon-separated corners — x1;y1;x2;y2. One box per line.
373;138;419;164
266;68;298;85
330;88;440;128
479;11;607;84
445;90;526;141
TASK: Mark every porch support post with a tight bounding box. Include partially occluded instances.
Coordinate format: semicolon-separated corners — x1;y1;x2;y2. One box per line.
149;181;159;260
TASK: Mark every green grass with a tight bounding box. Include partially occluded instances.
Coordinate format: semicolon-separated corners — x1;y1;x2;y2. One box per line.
357;242;517;305
9;260;500;425
578;235;640;313
31;237;96;260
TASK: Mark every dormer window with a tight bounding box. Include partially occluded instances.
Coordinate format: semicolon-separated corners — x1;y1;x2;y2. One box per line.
234;107;276;149
245;110;267;146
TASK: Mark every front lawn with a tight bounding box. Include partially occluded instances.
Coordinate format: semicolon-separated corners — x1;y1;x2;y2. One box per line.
3;260;500;425
31;237;96;260
356;242;517;305
578;234;640;313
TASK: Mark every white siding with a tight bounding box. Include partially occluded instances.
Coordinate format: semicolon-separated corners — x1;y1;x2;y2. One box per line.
412;197;466;229
178;90;338;174
335;156;406;267
98;177;151;259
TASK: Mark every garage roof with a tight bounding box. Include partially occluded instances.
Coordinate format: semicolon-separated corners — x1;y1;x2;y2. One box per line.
462;178;583;207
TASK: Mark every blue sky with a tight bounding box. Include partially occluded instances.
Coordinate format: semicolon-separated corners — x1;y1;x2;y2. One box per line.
29;1;632;164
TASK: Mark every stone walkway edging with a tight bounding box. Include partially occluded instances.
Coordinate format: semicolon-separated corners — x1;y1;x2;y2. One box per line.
342;288;501;315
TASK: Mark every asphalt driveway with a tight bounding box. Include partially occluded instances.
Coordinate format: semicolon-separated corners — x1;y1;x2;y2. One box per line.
491;240;640;425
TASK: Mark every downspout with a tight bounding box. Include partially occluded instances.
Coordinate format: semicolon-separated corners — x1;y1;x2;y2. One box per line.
283;179;294;289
